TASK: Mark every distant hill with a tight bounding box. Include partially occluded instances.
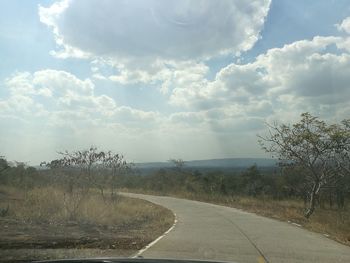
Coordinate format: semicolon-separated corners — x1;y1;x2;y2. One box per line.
134;158;277;170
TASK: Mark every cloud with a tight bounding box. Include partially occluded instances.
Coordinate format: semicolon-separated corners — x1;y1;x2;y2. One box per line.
39;0;271;84
1;70;104;121
336;16;350;34
40;0;271;61
5;70;94;99
3;70;98;117
0;69;166;131
5;4;350;163
170;112;204;125
169;36;350;122
1;67;268;163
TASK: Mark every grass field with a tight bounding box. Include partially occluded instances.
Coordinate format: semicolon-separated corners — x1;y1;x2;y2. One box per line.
0;186;174;262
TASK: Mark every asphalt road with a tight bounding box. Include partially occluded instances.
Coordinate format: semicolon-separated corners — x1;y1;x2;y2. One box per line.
124;193;350;263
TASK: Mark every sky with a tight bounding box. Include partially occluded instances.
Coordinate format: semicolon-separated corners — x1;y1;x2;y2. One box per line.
1;0;350;165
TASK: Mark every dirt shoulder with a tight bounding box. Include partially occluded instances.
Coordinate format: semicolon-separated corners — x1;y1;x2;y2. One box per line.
1;211;158;250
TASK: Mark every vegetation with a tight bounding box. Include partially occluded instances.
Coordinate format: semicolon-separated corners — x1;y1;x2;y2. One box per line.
259;113;350;218
0;112;349;253
0;186;172;228
41;147;131;205
0;149;174;262
117;113;350;245
118;162;349;210
118;164;350;245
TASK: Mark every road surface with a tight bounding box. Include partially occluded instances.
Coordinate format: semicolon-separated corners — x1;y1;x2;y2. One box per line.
124;193;350;263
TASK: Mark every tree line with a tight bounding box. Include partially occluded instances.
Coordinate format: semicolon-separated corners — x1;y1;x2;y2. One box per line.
1;113;349;219
0;148;130;219
118;113;350;218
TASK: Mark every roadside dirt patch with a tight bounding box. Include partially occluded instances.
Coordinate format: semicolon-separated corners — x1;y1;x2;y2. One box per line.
0;218;152;250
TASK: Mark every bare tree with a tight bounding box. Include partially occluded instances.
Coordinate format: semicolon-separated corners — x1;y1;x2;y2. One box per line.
103;151;130;201
43;151;94;219
44;146;130;205
169;158;185;172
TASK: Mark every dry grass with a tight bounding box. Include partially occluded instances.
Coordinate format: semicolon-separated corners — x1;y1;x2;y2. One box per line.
0;185;175;261
9;187;65;223
0;186;174;230
78;194;173;229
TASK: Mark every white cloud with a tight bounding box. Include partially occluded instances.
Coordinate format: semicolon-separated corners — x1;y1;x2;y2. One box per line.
114;106;161;126
1;69;167;131
170;111;203;124
40;0;271;61
39;0;271;84
169;36;350;122
3;95;43;116
5;5;350;164
336;16;350;34
2;70;104;120
0;69;173;163
5;70;94;99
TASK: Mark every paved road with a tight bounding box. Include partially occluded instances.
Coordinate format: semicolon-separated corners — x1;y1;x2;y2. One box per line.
124;193;350;263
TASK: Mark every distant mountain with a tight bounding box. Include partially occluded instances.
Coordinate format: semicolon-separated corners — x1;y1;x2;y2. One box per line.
185;158;277;168
134;158;277;169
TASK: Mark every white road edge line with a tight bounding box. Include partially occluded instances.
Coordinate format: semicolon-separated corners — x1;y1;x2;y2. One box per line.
132;213;178;258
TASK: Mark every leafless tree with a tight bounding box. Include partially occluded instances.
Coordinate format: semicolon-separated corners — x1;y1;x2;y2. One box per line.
44;146;130;206
169;158;185;172
103;151;130;201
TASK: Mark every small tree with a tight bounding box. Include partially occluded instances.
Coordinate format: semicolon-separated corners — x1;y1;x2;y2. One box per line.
44;147;130;204
258;113;343;218
169;158;185;172
327;119;350;208
241;165;263;197
0;156;10;216
0;156;9;174
103;151;130;201
44;153;91;219
328;120;350;177
51;147;109;197
0;156;9;185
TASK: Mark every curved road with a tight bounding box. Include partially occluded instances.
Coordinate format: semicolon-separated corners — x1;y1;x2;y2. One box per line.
124;193;350;263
